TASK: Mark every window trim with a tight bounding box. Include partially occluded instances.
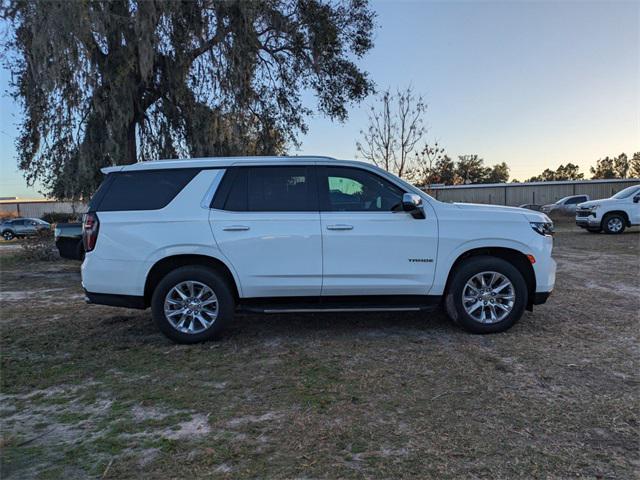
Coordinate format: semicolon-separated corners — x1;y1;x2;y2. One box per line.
211;165;319;213
317;165;407;213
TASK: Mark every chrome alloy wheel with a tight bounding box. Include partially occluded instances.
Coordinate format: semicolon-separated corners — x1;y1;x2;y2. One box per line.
164;281;218;334
462;271;515;324
607;217;623;233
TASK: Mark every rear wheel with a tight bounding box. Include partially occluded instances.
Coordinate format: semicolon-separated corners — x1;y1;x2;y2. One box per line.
76;242;85;261
2;230;14;241
602;214;626;234
445;256;528;334
151;266;235;343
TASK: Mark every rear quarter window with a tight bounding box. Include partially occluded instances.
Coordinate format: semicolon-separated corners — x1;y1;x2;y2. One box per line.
91;169;200;212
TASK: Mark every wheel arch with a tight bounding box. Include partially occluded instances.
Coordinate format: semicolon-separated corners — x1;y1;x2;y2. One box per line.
444;247;536;309
602;210;630;226
144;254;240;307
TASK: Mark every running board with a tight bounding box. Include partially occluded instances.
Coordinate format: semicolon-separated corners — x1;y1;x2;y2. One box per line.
262;307;422;313
237;295;442;314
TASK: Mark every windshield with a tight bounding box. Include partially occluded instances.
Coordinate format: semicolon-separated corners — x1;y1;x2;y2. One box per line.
554;196;570;204
612;185;640;199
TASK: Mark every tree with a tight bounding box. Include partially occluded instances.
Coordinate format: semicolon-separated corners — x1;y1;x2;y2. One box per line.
527;169;557;182
527;163;584;182
613;153;629;178
485;162;510;184
555;163;584;180
357;86;426;179
590;157;617;179
434;155;457;185
3;0;375;198
406;142;446;186
455;155;488;184
631;152;640;178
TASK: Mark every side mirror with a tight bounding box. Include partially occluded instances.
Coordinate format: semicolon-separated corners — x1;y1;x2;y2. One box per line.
402;193;425;219
633;195;640;203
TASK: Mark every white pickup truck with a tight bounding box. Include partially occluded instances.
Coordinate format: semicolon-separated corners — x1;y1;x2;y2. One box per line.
575;185;640;234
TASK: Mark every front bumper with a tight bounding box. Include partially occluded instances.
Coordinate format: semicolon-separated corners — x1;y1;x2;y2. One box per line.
575;216;600;228
532;291;552;305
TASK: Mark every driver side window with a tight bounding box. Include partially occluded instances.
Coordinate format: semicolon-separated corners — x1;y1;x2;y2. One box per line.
321;166;404;212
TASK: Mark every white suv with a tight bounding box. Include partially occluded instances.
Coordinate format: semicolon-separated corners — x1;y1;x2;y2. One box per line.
81;157;556;343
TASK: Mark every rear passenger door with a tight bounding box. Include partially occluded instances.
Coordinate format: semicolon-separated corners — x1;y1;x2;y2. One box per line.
13;220;27;235
562;195;587;213
210;166;322;298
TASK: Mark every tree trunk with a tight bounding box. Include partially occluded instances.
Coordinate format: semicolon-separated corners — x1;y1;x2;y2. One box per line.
126;120;137;164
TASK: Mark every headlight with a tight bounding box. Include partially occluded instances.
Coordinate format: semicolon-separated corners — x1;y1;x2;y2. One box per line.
587;204;600;211
530;221;554;236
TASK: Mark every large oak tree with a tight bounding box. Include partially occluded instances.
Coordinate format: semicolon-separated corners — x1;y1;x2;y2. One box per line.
2;0;375;198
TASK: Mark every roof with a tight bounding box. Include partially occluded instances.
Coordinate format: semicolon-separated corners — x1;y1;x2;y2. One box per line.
101;156;369;174
0;198;58;204
428;178;640;190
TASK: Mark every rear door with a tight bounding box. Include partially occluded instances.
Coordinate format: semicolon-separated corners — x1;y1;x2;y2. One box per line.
210;165;322;298
13;220;28;235
562;195;587;213
318;165;437;296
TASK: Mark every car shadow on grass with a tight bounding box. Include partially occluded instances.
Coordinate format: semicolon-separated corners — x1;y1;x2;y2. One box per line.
91;307;460;346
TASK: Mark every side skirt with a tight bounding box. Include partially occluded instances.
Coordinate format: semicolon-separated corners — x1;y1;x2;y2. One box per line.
237;295;442;314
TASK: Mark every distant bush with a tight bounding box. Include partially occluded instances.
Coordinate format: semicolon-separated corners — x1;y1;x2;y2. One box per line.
40;212;82;224
20;229;58;261
0;210;19;221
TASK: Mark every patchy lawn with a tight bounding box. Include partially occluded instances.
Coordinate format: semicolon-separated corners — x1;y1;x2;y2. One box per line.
1;228;638;479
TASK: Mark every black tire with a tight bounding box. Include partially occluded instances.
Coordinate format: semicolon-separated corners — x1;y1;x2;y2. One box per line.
587;227;601;233
602;213;626;234
76;242;85;261
151;265;235;344
444;256;528;334
2;230;15;241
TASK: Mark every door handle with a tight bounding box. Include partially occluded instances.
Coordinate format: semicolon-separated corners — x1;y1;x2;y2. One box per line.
223;225;250;231
326;224;354;231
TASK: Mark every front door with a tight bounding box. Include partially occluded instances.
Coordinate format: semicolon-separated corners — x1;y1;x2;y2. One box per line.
318;166;438;296
629;191;640;224
210;165;322;298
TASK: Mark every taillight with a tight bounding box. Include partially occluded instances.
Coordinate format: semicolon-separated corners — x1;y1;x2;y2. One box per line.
82;212;100;252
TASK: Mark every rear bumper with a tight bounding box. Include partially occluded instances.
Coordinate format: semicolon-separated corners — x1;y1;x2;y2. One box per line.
84;290;146;309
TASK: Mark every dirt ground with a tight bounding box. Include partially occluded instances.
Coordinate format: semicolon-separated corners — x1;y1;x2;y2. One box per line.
1;226;638;479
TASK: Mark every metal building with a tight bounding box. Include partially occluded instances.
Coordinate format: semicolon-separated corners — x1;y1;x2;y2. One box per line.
425;178;640;206
0;199;87;219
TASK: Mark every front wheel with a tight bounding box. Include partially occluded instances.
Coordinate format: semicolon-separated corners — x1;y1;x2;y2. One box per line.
602;214;626;234
151;266;235;344
445;256;528;334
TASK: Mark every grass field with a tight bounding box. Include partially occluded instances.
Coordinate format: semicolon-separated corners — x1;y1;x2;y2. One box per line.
1;227;638;479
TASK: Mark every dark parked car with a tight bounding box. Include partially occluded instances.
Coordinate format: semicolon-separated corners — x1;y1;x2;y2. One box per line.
541;195;590;215
1;218;51;240
54;222;84;260
518;204;543;211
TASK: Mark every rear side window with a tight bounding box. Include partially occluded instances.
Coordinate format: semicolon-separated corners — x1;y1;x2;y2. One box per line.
213;166;317;212
565;196;587;205
92;169;199;212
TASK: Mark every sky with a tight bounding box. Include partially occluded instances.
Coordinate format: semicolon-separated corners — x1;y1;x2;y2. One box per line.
1;0;638;198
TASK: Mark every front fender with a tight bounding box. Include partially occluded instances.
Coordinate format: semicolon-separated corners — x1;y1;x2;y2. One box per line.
429;237;536;295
